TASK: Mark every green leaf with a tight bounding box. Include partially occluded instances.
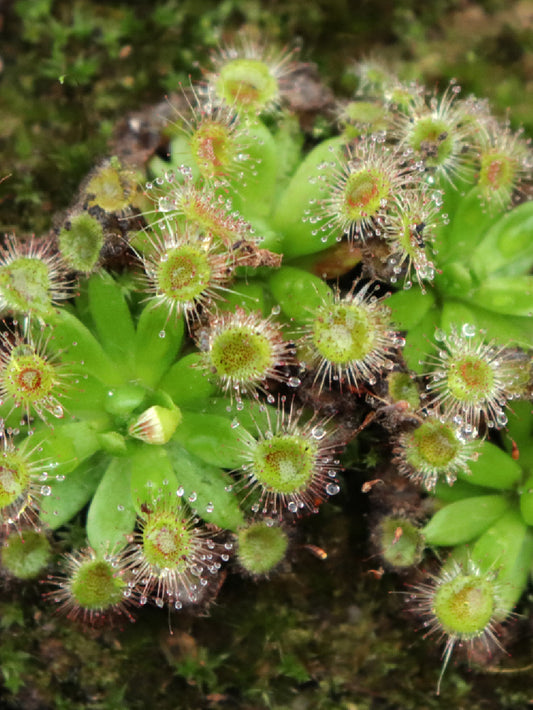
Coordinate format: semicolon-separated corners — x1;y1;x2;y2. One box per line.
387;287;436;330
435;173;477;225
161;353;217;408
48;308;124;386
173;411;254;469
470;200;533;279
519;474;533;525
505;400;533;473
217;280;268;315
272;136;346;258
457;440;523;490
40;453;108;529
64;373;108;419
165;441;244;531
32;420;101;477
402;306;440;373
230;122;279;220
471;509;533;616
268;266;332;324
133;302;185;388
433;478;492;503
468;275;533;317
440;300;533;348
197;397;275;433
86;457;137;552
271;112;304;188
129;444;178;514
422;494;510;546
439;186;504;265
88;271;136;368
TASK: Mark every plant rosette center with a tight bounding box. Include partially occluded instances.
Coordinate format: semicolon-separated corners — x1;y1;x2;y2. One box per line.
342;168;391;222
0;453;30;509
190;121;234;178
479;152;514;192
70;559;126;610
142;513;195;571
312;303;376;364
409;117;455;168
0;257;51;313
251;434;318;494
156;245;212;302
2;346;55;406
209;327;274;382
409;421;461;469
216;59;278;111
433;574;495;637
446;355;495;404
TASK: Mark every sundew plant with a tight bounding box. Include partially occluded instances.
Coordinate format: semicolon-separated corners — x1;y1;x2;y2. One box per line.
0;41;531;692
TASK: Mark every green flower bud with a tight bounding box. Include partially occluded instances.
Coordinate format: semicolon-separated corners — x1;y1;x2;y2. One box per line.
128;404;182;445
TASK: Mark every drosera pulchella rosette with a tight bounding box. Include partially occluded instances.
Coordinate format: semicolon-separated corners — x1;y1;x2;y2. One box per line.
0;328;70;424
206;36;297;115
311;136;417;243
46;546;136;626
395;80;476;185
123;496;227;610
0;434;51;529
475;118;532;209
143;168;257;248
382;187;442;291
170;85;257;188
234;397;343;517
422;325;523;434
297;280;404;392
138;219;241;327
409;559;509;695
393;410;480;491
353;57;423;112
0;235;72;320
197;306;295;402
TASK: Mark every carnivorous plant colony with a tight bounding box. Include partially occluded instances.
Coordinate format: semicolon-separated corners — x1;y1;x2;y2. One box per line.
0;42;531;692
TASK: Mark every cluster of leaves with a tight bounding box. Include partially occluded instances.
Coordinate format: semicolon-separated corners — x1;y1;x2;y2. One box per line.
0;38;531;694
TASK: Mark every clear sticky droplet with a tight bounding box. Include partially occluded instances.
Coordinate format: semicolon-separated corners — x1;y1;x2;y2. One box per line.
461;323;476;338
